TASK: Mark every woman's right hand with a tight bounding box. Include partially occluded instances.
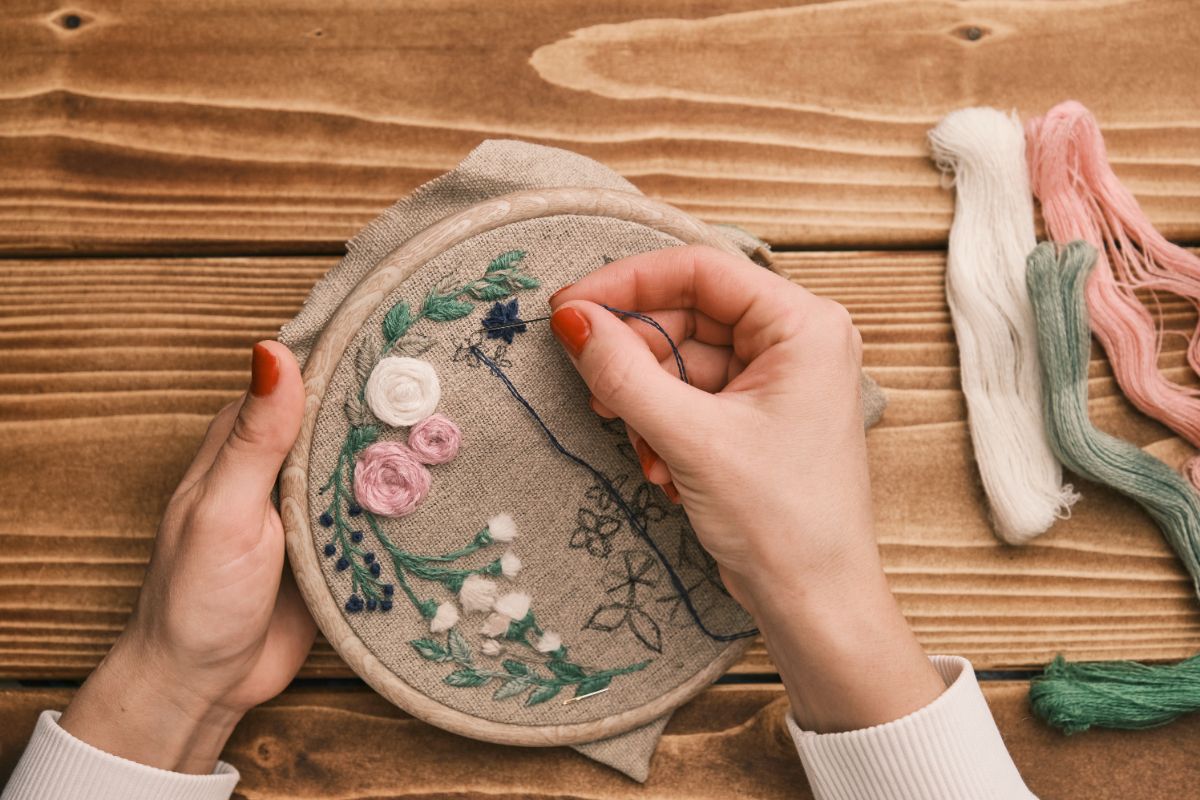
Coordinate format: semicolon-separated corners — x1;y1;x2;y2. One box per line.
548;245;944;732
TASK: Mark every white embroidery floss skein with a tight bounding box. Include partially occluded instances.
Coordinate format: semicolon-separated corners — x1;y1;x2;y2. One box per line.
929;108;1078;544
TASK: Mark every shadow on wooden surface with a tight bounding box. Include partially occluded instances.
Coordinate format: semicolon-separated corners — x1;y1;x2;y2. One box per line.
3;683;1199;798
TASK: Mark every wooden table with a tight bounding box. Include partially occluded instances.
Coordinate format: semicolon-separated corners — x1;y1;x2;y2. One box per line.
2;2;1199;796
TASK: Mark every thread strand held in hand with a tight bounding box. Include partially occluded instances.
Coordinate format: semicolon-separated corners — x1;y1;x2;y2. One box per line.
469;344;757;643
601;305;689;385
1026;240;1200;594
929;108;1078;544
1027;102;1200;481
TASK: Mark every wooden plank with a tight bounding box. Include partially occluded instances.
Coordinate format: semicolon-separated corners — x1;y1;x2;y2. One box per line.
1;0;1198;254
2;683;1198;798
0;252;1197;680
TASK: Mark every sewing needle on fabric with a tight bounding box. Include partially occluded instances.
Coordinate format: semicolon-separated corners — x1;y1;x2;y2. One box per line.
562;687;610;705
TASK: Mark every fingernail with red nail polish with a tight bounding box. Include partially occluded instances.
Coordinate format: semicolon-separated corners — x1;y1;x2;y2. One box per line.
550;307;590;357
634;439;659;478
549;283;574;305
250;342;279;397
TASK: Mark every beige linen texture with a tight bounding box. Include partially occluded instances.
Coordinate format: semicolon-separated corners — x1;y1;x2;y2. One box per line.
279;140;887;781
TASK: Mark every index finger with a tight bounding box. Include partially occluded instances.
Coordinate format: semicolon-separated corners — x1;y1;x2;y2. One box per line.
549;245;815;363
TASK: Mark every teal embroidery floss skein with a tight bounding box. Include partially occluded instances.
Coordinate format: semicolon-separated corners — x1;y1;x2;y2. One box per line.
1025;239;1200;733
1031;655;1200;734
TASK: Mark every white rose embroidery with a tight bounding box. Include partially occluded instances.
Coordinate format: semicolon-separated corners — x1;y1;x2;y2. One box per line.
365;356;441;426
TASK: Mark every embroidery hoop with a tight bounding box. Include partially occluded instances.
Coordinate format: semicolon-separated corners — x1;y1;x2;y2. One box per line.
281;187;754;746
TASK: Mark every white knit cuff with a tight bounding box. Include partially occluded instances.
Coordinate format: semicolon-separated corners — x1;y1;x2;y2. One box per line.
788;656;1036;800
1;710;240;800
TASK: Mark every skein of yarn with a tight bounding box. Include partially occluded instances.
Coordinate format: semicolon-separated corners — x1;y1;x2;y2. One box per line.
1026;240;1200;732
1031;654;1200;734
1026;240;1200;596
929;108;1077;544
1027;102;1200;478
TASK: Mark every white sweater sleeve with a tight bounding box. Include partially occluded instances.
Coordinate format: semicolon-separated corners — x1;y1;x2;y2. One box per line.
788;655;1036;800
1;711;239;800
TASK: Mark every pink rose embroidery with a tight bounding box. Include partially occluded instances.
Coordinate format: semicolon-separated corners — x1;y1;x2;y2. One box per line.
353;441;431;517
407;413;462;465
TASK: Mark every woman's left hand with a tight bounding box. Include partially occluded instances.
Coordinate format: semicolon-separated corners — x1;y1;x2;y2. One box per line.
58;341;316;774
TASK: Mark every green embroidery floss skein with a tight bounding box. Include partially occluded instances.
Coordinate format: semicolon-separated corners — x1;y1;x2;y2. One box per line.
1025;239;1200;733
1032;655;1200;733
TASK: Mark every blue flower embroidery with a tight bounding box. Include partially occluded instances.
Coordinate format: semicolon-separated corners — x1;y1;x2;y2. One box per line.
482;298;526;344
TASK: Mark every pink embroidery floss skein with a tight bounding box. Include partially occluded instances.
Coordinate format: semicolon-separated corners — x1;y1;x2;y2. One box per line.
929;108;1078;544
1027;101;1200;482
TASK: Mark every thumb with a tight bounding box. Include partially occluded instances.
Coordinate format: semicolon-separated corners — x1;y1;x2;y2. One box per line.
205;341;305;506
550;302;704;446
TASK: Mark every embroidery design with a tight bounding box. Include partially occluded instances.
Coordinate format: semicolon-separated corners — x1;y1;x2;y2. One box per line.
656;527;729;626
451;330;513;370
316;250;651;705
599;417;639;469
470;322;758;642
570;507;623;558
482;298;527;344
585;550;664;653
587;474;669;531
320;250;543;599
412;606;649;706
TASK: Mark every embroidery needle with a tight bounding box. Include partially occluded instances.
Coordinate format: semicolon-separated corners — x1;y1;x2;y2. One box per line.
562;687;610;705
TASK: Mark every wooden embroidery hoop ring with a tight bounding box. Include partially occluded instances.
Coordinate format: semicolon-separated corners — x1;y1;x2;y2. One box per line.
281;187;753;747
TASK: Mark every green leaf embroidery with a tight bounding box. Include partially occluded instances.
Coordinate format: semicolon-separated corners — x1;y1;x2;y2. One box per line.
511;272;540;290
422;292;474;321
411;639;449;662
526;684;562;706
493;677;532;701
505;610;537;641
346;425;378;455
502;659;529;676
447;628;473;665
382;301;413;342
546;659;586;681
464;280;513;302
486;250;526;273
445;668;489;688
575;674;613;696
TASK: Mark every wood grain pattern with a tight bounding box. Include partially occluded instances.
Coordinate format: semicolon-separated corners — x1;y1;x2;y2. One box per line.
1;251;1197;681
1;0;1199;253
3;683;1199;798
